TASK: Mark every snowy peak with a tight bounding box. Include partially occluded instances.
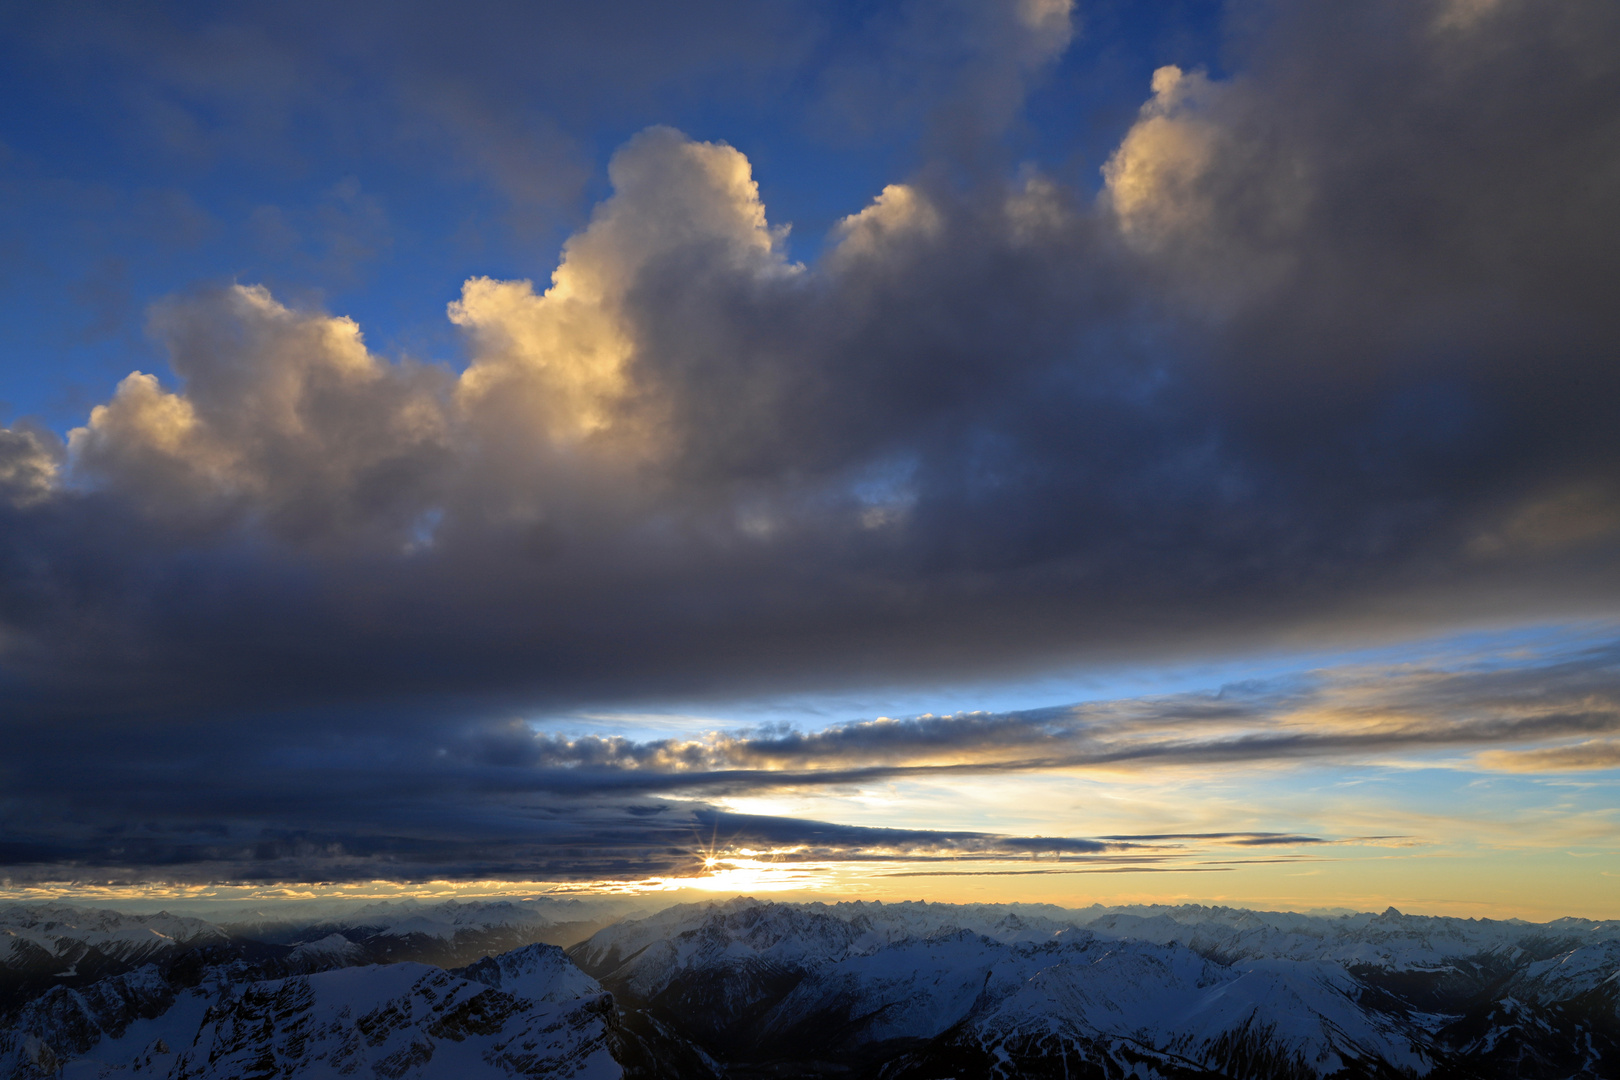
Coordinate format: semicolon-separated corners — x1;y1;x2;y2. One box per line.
284;932;369;972
456;942;605;1004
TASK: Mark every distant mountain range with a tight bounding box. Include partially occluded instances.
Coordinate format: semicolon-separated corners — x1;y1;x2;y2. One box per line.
2;897;1615;1078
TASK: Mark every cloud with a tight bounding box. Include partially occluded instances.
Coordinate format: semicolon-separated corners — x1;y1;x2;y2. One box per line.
813;0;1076;155
0;424;61;507
0;633;1602;884
1101;65;1225;250
66;284;452;541
828;184;942;266
451;128;793;452
0;784;1322;889
246;179;393;289
443;637;1620;784
2;1;1619;884
2;10;1616;702
1474;738;1620;773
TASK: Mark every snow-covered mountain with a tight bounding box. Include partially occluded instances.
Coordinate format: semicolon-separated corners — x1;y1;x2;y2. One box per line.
569;898;1620;1078
0;944;620;1079
0;905;237;1019
0;906;227;978
283;932;370;973
173;963;618;1080
3;898;1617;1078
221;898;639;969
458;943;609;1004
0;897;632;1007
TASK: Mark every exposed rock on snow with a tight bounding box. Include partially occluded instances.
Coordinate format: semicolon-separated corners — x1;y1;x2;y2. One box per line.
0;948;619;1079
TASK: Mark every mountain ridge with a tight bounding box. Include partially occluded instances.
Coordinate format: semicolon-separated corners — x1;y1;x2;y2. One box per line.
1;898;1616;1078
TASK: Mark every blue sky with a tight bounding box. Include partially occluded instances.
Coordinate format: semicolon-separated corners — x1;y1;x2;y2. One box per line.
1;0;1618;917
0;2;1221;429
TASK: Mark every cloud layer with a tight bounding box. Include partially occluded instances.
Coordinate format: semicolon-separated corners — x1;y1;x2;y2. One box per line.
2;0;1619;884
0;632;1611;885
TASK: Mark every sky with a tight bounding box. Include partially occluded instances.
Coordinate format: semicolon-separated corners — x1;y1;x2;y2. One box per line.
1;0;1618;921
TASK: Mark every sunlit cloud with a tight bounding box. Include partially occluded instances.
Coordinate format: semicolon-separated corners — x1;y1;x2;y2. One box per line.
453;636;1620;788
1475;738;1620;772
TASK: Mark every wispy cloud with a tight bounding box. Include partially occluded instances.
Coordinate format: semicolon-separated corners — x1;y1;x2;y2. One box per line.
453;639;1620;787
1474;738;1620;772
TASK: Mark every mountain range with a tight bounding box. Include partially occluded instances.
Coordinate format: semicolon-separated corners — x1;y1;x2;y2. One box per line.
2;898;1615;1078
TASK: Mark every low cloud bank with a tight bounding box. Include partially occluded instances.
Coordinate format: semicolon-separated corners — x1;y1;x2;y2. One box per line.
0;637;1608;884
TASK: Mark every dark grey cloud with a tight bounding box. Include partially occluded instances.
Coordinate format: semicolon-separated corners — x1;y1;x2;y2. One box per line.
0;794;1215;887
1101;834;1330;846
1;0;1619;883
0;636;1602;883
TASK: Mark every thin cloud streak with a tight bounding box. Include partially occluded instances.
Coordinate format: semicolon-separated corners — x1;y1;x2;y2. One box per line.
0;636;1607;884
461;639;1620;788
